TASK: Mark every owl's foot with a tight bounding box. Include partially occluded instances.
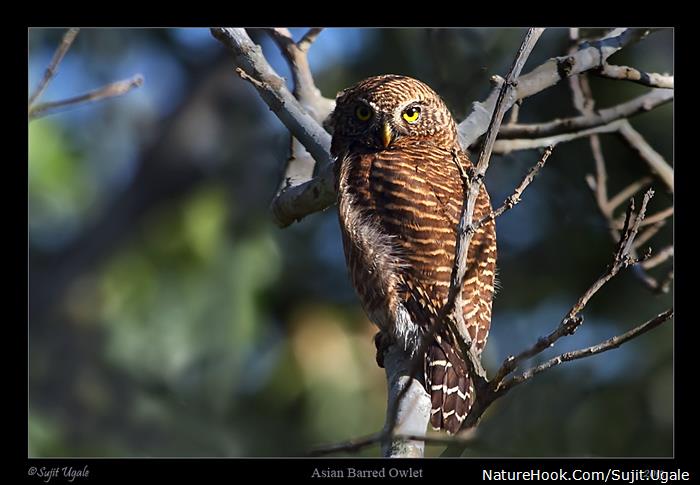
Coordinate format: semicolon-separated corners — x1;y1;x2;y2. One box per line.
374;331;392;368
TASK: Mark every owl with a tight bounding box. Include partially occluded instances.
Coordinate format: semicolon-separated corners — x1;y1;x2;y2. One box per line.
330;75;497;434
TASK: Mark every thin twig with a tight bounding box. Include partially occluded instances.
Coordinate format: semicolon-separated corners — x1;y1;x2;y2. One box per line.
260;27;335;228
567;34;673;294
641;245;674;270
298;28;324;52
471;146;553;233
500;309;673;392
308;432;383;456
494;120;625;154
491;190;654;389
633;221;666;249
28;28;80;108
614;207;673;229
210;28;333;170
507;99;522;124
28;75;144;120
458;28;656;148
607;177;653;211
308;429;480;457
596;65;674;89
617;120;673;192
498;89;673;139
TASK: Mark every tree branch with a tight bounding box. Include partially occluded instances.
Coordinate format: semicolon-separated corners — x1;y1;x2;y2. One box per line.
596;64;674;89
260;28;336;227
28;75;144;120
613;206;673;229
491;190;654;389
641;245;673;270
617;120;673;192
494;120;625;154
262;27;333;120
567;29;673;295
457;28;656;148
210;28;333;169
478;146;553;226
381;344;431;458
211;27;338;228
497;89;673;139
28;28;80;108
499;309;673;392
607;176;653;212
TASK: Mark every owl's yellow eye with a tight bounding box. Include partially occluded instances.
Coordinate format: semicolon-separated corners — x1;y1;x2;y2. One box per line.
355;105;372;121
402;106;421;123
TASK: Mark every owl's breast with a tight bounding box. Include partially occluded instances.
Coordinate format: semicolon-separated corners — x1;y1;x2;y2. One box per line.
336;150;404;330
336;144;464;329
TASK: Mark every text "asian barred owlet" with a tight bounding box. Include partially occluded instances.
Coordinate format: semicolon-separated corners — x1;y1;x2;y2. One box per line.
330;75;497;434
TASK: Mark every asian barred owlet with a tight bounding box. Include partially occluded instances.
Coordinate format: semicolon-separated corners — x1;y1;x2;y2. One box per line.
330;75;497;434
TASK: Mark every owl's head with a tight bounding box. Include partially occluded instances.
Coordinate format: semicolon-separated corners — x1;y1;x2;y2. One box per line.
329;75;458;156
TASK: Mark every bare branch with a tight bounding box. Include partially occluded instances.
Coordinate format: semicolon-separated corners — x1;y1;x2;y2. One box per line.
28;75;144;120
617;120;673;192
308;428;480;457
498;89;673;139
500;309;673;392
607;177;653;211
259;28;335;227
641;245;674;270
567;57;609;214
263;27;333;119
28;28;80;108
596;64;674;89
614;206;673;229
298;28;324;52
478;146;553;226
491;190;654;388
494;120;625;154
210;28;333;170
633;220;666;249
308;432;383;456
381;344;430;457
567;32;673;295
458;28;656;148
507;98;522;124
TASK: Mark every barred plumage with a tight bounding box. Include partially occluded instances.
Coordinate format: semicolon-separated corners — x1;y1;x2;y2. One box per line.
331;75;497;434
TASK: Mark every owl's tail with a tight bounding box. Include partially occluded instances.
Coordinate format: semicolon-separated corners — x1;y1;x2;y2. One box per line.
424;335;475;434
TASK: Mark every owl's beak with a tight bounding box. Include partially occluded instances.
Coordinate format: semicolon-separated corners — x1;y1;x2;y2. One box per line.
381;122;393;148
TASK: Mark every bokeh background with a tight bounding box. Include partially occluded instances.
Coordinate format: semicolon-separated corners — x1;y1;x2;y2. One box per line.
28;28;673;457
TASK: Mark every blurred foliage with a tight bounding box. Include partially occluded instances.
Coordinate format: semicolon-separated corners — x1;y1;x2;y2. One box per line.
28;28;673;457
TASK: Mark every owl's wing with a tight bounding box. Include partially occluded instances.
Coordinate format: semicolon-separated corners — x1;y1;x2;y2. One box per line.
368;143;496;350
